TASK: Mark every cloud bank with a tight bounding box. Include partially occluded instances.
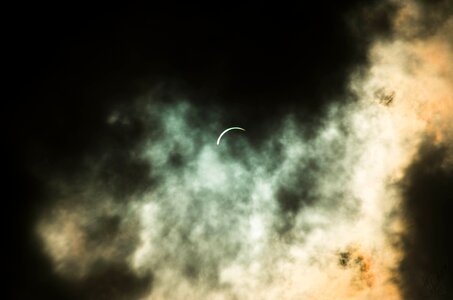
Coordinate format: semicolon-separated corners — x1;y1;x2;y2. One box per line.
35;0;452;299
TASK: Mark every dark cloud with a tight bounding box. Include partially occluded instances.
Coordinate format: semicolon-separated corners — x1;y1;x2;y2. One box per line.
12;2;376;156
412;0;453;39
399;141;453;299
346;0;400;43
68;263;152;300
14;261;152;300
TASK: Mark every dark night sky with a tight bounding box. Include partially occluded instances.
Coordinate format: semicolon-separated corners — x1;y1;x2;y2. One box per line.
7;2;453;299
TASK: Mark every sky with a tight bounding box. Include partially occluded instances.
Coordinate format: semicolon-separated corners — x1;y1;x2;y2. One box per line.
8;1;453;299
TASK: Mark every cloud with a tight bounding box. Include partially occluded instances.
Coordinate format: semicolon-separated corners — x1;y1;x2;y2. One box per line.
399;143;453;299
36;92;407;299
30;0;453;299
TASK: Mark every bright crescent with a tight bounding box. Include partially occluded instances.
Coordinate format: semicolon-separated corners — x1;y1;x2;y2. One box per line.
217;127;245;145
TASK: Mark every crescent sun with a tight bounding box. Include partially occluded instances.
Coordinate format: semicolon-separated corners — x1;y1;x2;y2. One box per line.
216;127;246;145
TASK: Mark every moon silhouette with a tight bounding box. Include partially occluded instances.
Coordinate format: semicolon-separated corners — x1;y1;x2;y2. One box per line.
216;127;245;145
